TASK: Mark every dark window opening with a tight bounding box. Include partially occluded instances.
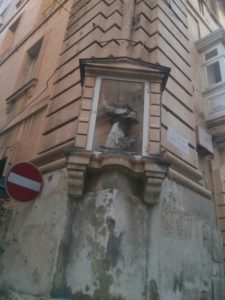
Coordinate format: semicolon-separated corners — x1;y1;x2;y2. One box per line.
0;157;7;177
207;61;222;86
205;48;218;61
23;37;43;82
199;0;204;14
16;0;25;8
9;16;21;33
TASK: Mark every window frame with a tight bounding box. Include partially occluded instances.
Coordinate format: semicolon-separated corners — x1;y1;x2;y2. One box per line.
204;48;218;61
205;60;222;86
86;76;150;156
0;14;22;55
14;35;46;91
202;44;225;90
6;34;48;106
22;37;44;83
9;15;21;33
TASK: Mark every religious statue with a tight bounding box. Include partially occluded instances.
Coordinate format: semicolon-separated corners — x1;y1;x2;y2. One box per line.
102;96;138;151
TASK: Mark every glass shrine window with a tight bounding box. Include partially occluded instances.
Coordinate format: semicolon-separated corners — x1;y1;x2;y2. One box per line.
92;78;145;155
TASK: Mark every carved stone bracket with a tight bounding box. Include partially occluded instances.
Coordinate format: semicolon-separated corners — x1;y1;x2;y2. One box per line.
143;158;170;205
65;150;91;199
65;149;170;204
67;168;85;199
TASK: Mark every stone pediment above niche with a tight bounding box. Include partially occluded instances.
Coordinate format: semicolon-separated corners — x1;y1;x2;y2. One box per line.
79;57;170;90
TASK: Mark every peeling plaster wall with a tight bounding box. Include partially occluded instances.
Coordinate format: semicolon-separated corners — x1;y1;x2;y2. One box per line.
148;178;225;300
65;174;224;300
0;169;71;297
66;188;148;300
0;170;224;300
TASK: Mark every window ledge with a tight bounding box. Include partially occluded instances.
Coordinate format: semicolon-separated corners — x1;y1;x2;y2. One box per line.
207;115;225;127
6;78;37;103
203;81;225;95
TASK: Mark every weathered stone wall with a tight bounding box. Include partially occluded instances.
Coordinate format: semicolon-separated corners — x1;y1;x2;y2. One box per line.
0;169;224;300
0;169;71;298
66;189;148;299
65;174;224;300
149;178;225;300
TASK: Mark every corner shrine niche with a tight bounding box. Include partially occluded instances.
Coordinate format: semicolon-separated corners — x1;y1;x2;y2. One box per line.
92;79;144;154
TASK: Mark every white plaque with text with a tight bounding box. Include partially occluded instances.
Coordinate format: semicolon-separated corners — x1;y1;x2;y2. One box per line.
167;128;189;154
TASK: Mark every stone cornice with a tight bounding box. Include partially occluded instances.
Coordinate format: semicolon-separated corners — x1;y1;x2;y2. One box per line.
196;27;225;53
65;149;170;204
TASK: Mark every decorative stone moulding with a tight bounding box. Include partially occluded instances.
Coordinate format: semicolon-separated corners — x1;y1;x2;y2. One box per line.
65;150;91;199
6;78;37;103
79;57;170;90
196;28;225;53
65;149;170;205
67;58;171;202
143;157;170;205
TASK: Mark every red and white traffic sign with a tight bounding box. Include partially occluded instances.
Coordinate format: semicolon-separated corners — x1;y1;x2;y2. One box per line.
5;162;43;202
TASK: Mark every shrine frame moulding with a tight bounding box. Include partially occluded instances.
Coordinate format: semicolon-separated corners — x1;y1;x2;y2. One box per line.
66;57;171;205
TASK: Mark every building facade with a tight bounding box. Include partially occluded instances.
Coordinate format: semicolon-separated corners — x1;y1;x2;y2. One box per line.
0;0;225;299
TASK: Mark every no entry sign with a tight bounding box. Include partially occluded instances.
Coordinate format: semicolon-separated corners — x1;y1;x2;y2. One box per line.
5;162;43;202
